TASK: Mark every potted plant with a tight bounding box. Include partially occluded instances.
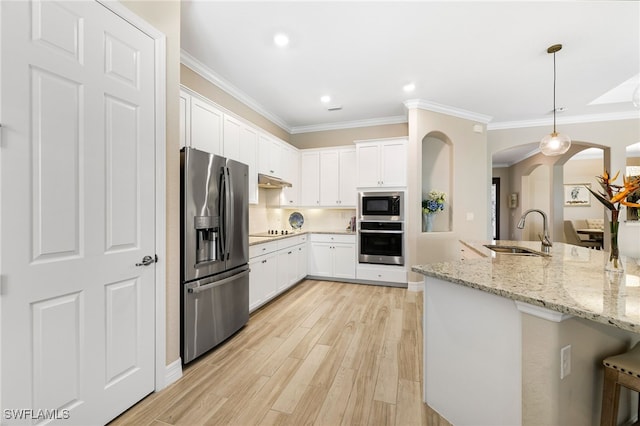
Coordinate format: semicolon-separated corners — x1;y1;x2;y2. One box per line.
422;190;446;232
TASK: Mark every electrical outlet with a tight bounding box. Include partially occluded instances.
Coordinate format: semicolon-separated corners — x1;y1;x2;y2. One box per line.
560;345;571;379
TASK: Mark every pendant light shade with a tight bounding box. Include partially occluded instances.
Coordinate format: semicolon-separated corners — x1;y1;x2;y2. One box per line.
540;44;571;156
540;132;571;156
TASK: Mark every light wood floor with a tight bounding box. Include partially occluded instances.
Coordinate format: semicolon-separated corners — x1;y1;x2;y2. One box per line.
110;280;452;426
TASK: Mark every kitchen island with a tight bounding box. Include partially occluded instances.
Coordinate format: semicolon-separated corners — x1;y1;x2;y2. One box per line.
413;240;640;426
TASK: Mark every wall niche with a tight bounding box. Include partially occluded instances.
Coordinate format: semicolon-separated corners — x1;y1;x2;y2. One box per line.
422;131;452;232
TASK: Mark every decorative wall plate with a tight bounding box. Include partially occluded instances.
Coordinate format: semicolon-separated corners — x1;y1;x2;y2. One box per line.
289;211;304;229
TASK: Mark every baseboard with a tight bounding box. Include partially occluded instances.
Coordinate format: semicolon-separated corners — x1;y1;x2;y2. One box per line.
408;280;424;292
305;275;408;288
164;357;183;388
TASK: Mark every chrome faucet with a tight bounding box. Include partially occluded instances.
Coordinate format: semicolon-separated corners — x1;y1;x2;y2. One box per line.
517;209;552;254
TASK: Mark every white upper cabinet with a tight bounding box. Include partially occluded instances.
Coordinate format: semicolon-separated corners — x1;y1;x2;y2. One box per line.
319;150;339;206
180;89;224;156
356;138;407;188
300;147;356;207
222;114;241;161
338;149;356;205
281;145;300;207
356;144;379;187
180;87;303;206
239;124;258;204
258;133;282;177
190;95;224;156
300;151;320;206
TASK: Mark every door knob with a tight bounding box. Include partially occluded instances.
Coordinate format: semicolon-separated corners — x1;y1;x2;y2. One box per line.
136;255;157;266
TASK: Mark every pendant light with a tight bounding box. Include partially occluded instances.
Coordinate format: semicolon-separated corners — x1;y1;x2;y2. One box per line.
540;44;571;156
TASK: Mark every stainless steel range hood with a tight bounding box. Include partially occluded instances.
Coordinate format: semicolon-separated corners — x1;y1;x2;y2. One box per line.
258;173;292;189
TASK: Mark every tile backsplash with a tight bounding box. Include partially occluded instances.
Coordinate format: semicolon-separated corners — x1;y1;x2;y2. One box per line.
249;189;355;234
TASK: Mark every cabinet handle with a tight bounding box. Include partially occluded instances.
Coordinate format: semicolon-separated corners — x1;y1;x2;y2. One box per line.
288;251;292;254
262;259;267;264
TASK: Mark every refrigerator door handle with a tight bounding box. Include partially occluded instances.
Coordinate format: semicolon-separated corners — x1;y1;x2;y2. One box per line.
218;166;227;260
225;166;233;261
187;268;250;294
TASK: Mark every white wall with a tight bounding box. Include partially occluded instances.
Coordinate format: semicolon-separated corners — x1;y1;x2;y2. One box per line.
520;164;550;241
121;0;181;366
407;108;489;284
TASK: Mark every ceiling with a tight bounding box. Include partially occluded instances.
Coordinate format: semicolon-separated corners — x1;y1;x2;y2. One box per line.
181;1;640;143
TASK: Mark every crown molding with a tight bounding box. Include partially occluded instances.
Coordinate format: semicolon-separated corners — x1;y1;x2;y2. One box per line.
181;50;638;136
403;99;493;124
290;115;408;134
180;50;292;133
487;110;640;131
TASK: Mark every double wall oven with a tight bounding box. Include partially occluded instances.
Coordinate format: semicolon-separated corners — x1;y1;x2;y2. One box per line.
358;192;404;266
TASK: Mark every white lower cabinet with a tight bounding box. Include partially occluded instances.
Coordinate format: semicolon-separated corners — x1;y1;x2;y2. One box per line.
296;243;308;280
249;235;307;312
308;234;356;279
356;264;407;284
249;250;278;312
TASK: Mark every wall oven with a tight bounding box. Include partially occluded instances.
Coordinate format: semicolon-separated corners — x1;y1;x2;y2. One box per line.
359;221;404;266
359;192;402;221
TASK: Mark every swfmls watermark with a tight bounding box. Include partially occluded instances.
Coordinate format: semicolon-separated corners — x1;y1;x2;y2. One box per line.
3;409;70;421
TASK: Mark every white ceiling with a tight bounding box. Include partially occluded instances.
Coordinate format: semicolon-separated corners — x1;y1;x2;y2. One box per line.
181;1;640;138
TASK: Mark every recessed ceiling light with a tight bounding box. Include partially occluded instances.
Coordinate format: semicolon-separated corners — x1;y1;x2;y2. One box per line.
403;83;416;92
320;95;331;103
273;33;289;47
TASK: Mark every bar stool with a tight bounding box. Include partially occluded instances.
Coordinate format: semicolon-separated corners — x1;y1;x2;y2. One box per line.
601;342;640;426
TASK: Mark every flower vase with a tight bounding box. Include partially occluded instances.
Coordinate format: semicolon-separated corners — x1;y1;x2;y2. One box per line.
606;220;624;273
423;213;433;232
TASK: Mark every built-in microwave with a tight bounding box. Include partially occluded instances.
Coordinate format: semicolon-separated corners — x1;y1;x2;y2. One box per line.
359;192;403;221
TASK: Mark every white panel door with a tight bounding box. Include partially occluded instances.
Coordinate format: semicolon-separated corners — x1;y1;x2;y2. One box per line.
1;1;156;424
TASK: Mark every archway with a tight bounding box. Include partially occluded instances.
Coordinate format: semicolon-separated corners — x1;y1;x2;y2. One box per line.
422;131;452;232
491;141;609;242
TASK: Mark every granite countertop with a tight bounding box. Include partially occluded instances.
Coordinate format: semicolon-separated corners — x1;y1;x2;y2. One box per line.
412;240;640;333
248;230;356;246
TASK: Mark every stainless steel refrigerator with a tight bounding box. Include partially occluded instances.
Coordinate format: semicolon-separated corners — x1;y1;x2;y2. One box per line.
180;147;249;364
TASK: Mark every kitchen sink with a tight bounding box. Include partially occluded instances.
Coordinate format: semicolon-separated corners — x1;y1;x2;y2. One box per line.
483;244;549;257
